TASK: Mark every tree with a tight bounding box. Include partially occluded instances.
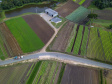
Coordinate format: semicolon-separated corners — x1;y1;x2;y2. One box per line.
87;13;98;19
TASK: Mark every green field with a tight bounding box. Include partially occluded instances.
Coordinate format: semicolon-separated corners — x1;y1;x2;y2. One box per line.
87;27;112;62
99;29;112;61
66;6;90;23
5;17;44;53
87;28;106;61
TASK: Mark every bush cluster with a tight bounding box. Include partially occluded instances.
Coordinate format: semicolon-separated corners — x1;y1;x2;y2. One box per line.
93;0;112;9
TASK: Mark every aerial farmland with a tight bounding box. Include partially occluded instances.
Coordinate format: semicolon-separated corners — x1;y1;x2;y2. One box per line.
0;0;112;84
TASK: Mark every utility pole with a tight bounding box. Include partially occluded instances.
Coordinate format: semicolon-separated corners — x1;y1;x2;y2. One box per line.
36;7;37;13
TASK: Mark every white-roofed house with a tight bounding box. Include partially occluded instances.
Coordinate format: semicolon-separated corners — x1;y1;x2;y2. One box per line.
45;8;58;17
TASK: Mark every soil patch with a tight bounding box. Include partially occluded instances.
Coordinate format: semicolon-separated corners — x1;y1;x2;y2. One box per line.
61;64;99;84
51;21;74;52
56;0;80;17
94;9;112;20
23;14;55;44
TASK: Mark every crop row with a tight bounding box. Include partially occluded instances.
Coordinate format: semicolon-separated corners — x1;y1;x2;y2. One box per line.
87;28;105;61
33;61;49;84
26;61;42;84
66;24;77;53
0;29;8;60
73;25;83;55
81;27;88;56
99;29;112;61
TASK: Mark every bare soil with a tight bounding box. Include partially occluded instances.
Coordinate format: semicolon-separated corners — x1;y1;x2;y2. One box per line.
94;9;112;20
61;64;99;84
56;0;80;17
51;21;74;52
23;14;55;44
0;23;23;57
82;0;93;8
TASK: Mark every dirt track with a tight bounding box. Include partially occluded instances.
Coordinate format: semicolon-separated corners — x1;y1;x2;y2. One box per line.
61;64;99;84
82;0;93;7
56;0;79;17
0;23;23;57
23;14;55;44
51;21;74;52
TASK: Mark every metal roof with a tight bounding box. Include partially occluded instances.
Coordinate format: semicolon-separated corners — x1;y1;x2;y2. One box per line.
45;8;58;15
51;17;62;23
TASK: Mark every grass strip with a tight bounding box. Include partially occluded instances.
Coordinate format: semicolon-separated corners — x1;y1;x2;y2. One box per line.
26;61;42;84
57;63;66;84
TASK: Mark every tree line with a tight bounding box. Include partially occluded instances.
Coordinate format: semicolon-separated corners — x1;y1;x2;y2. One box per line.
1;0;67;10
93;0;112;9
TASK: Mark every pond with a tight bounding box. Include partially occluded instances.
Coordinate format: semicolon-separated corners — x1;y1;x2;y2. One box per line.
5;2;59;18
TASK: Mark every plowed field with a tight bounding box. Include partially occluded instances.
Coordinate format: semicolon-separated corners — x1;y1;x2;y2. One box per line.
61;64;99;84
56;0;80;17
82;0;93;7
23;14;55;44
51;21;74;52
0;23;23;57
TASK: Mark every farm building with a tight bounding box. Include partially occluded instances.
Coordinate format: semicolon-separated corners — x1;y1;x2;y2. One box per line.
45;8;58;17
51;17;62;23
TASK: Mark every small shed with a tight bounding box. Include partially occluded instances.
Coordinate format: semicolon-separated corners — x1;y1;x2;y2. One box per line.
51;17;62;23
45;8;58;17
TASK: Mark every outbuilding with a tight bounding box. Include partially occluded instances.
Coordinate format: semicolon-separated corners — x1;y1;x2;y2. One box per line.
45;8;58;17
51;17;62;23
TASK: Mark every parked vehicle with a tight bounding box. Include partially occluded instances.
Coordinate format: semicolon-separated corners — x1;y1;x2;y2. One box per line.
14;56;23;60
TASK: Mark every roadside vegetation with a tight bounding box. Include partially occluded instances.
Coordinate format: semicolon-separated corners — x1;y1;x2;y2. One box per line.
5;17;44;53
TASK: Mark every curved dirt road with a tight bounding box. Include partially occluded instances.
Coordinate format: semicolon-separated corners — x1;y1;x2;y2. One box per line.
0;52;112;69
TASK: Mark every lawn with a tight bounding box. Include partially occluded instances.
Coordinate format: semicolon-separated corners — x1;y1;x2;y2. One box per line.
5;17;44;53
51;17;67;28
66;6;90;23
73;25;83;55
